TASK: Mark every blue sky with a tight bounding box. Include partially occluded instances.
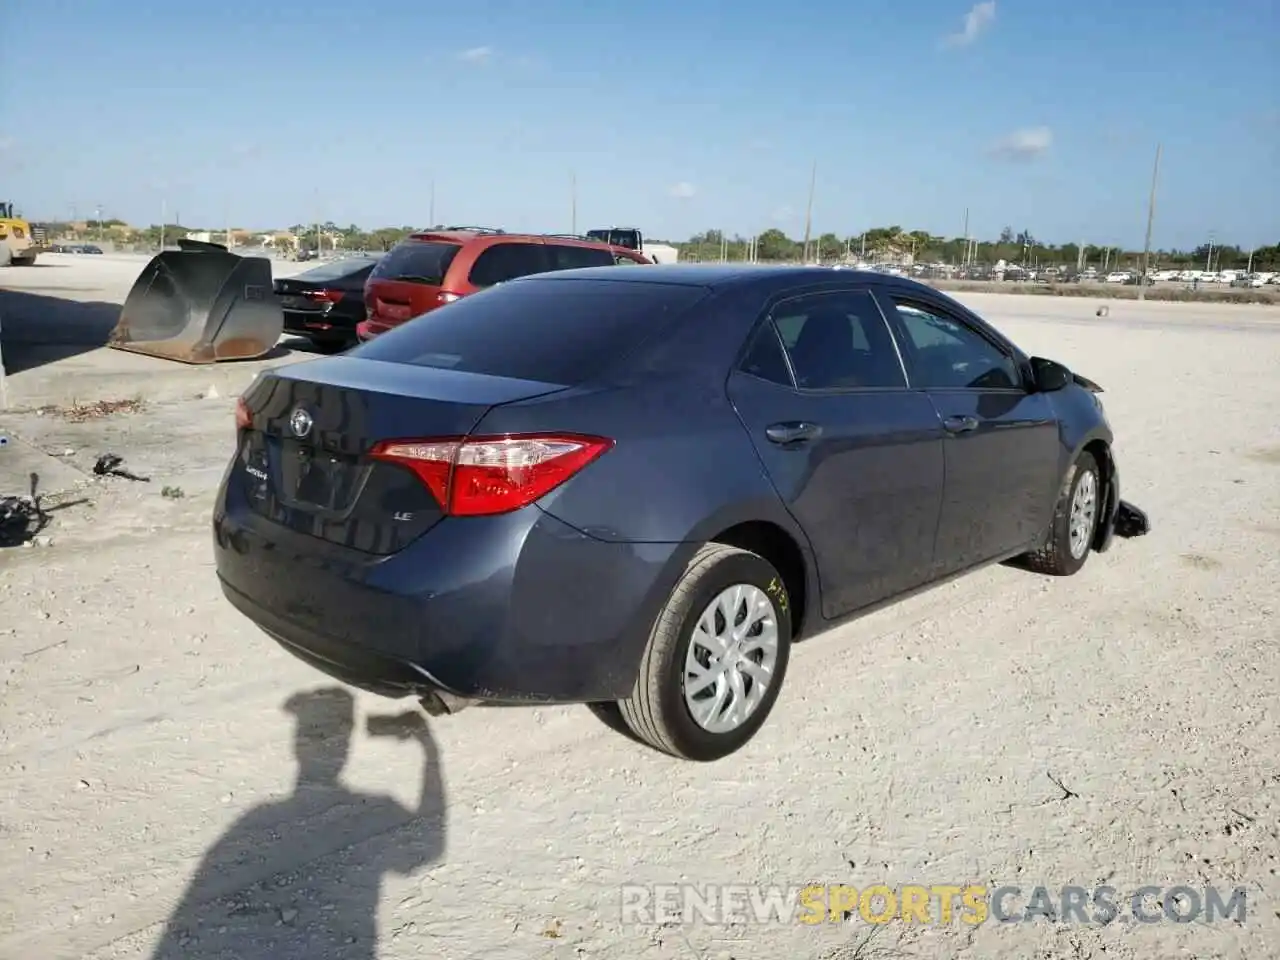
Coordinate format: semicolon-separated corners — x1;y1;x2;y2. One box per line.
2;0;1276;249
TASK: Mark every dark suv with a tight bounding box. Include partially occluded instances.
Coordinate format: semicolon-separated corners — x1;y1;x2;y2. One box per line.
359;229;650;340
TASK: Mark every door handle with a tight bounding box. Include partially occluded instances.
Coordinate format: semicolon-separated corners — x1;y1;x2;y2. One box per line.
942;415;980;434
766;421;822;444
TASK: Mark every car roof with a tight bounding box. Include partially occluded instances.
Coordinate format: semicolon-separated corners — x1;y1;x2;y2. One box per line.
519;262;946;294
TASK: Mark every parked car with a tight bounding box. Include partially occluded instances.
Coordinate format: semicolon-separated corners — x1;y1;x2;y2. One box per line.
274;255;381;351
358;228;651;340
216;265;1150;761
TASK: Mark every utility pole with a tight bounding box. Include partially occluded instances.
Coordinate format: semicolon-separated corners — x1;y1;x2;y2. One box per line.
570;171;577;234
962;207;970;267
1205;233;1215;272
159;199;166;251
1138;142;1161;301
801;160;816;262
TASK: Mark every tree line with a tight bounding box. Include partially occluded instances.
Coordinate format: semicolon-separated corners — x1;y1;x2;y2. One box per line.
40;219;1280;272
681;227;1280;272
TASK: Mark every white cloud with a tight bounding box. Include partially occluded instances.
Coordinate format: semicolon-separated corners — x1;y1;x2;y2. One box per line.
990;126;1053;160
944;1;996;48
668;181;696;199
457;46;494;64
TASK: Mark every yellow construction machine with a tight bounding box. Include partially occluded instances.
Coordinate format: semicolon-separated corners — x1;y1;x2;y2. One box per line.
0;201;40;266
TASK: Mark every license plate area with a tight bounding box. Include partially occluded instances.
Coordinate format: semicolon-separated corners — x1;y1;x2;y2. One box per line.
378;300;413;321
276;439;366;512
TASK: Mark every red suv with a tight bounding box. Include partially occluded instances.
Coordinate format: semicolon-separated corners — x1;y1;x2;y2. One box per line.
358;229;651;340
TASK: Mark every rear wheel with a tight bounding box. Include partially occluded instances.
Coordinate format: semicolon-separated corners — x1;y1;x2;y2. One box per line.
618;543;792;761
12;256;36;266
1021;450;1101;576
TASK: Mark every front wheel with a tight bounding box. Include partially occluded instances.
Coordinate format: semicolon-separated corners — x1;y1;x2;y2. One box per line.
1021;450;1101;576
618;543;793;761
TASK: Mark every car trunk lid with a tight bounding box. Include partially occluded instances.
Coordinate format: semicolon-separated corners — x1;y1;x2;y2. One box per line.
274;277;342;315
236;356;566;553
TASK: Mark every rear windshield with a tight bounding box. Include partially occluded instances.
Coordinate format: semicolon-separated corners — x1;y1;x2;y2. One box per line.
349;277;708;384
295;257;378;283
369;240;460;285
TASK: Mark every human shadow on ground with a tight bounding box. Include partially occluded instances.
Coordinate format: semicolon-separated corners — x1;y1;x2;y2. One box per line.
147;687;446;959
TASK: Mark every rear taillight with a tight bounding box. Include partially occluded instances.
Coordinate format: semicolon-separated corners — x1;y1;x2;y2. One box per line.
303;289;344;306
370;433;613;516
235;397;252;430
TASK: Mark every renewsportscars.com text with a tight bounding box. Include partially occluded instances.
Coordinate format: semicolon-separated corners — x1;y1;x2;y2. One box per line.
620;883;1249;926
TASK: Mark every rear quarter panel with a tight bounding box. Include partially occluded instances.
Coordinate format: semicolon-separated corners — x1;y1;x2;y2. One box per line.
476;375;798;544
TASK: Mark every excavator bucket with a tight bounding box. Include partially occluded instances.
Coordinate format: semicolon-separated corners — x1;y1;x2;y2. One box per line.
108;240;283;363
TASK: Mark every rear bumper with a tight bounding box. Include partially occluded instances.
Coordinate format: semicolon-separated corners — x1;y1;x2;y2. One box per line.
282;308;357;340
356;316;407;341
213;476;690;703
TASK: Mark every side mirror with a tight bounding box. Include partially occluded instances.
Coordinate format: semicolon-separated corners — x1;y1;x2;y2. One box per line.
1030;357;1071;392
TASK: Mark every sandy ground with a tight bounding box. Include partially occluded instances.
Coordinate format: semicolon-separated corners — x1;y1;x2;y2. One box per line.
1;262;1279;960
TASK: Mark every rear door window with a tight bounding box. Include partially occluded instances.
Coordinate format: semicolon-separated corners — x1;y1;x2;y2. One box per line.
768;289;907;390
467;242;549;287
547;244;615;270
349;278;709;385
369;241;460;285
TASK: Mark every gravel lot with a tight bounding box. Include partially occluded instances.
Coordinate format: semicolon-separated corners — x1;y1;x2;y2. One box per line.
2;260;1279;960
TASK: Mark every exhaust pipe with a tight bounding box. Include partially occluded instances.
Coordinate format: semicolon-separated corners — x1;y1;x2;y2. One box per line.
419;690;476;716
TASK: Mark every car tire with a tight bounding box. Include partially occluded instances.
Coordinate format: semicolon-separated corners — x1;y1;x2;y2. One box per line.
618;542;793;761
1021;450;1101;577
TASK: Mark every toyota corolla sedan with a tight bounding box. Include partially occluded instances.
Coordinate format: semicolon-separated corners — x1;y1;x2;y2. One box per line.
214;265;1150;761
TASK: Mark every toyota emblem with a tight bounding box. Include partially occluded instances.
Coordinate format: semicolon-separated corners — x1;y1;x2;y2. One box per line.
289;406;313;438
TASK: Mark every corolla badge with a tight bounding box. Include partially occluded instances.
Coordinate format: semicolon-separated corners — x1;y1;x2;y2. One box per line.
289;406;313;438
